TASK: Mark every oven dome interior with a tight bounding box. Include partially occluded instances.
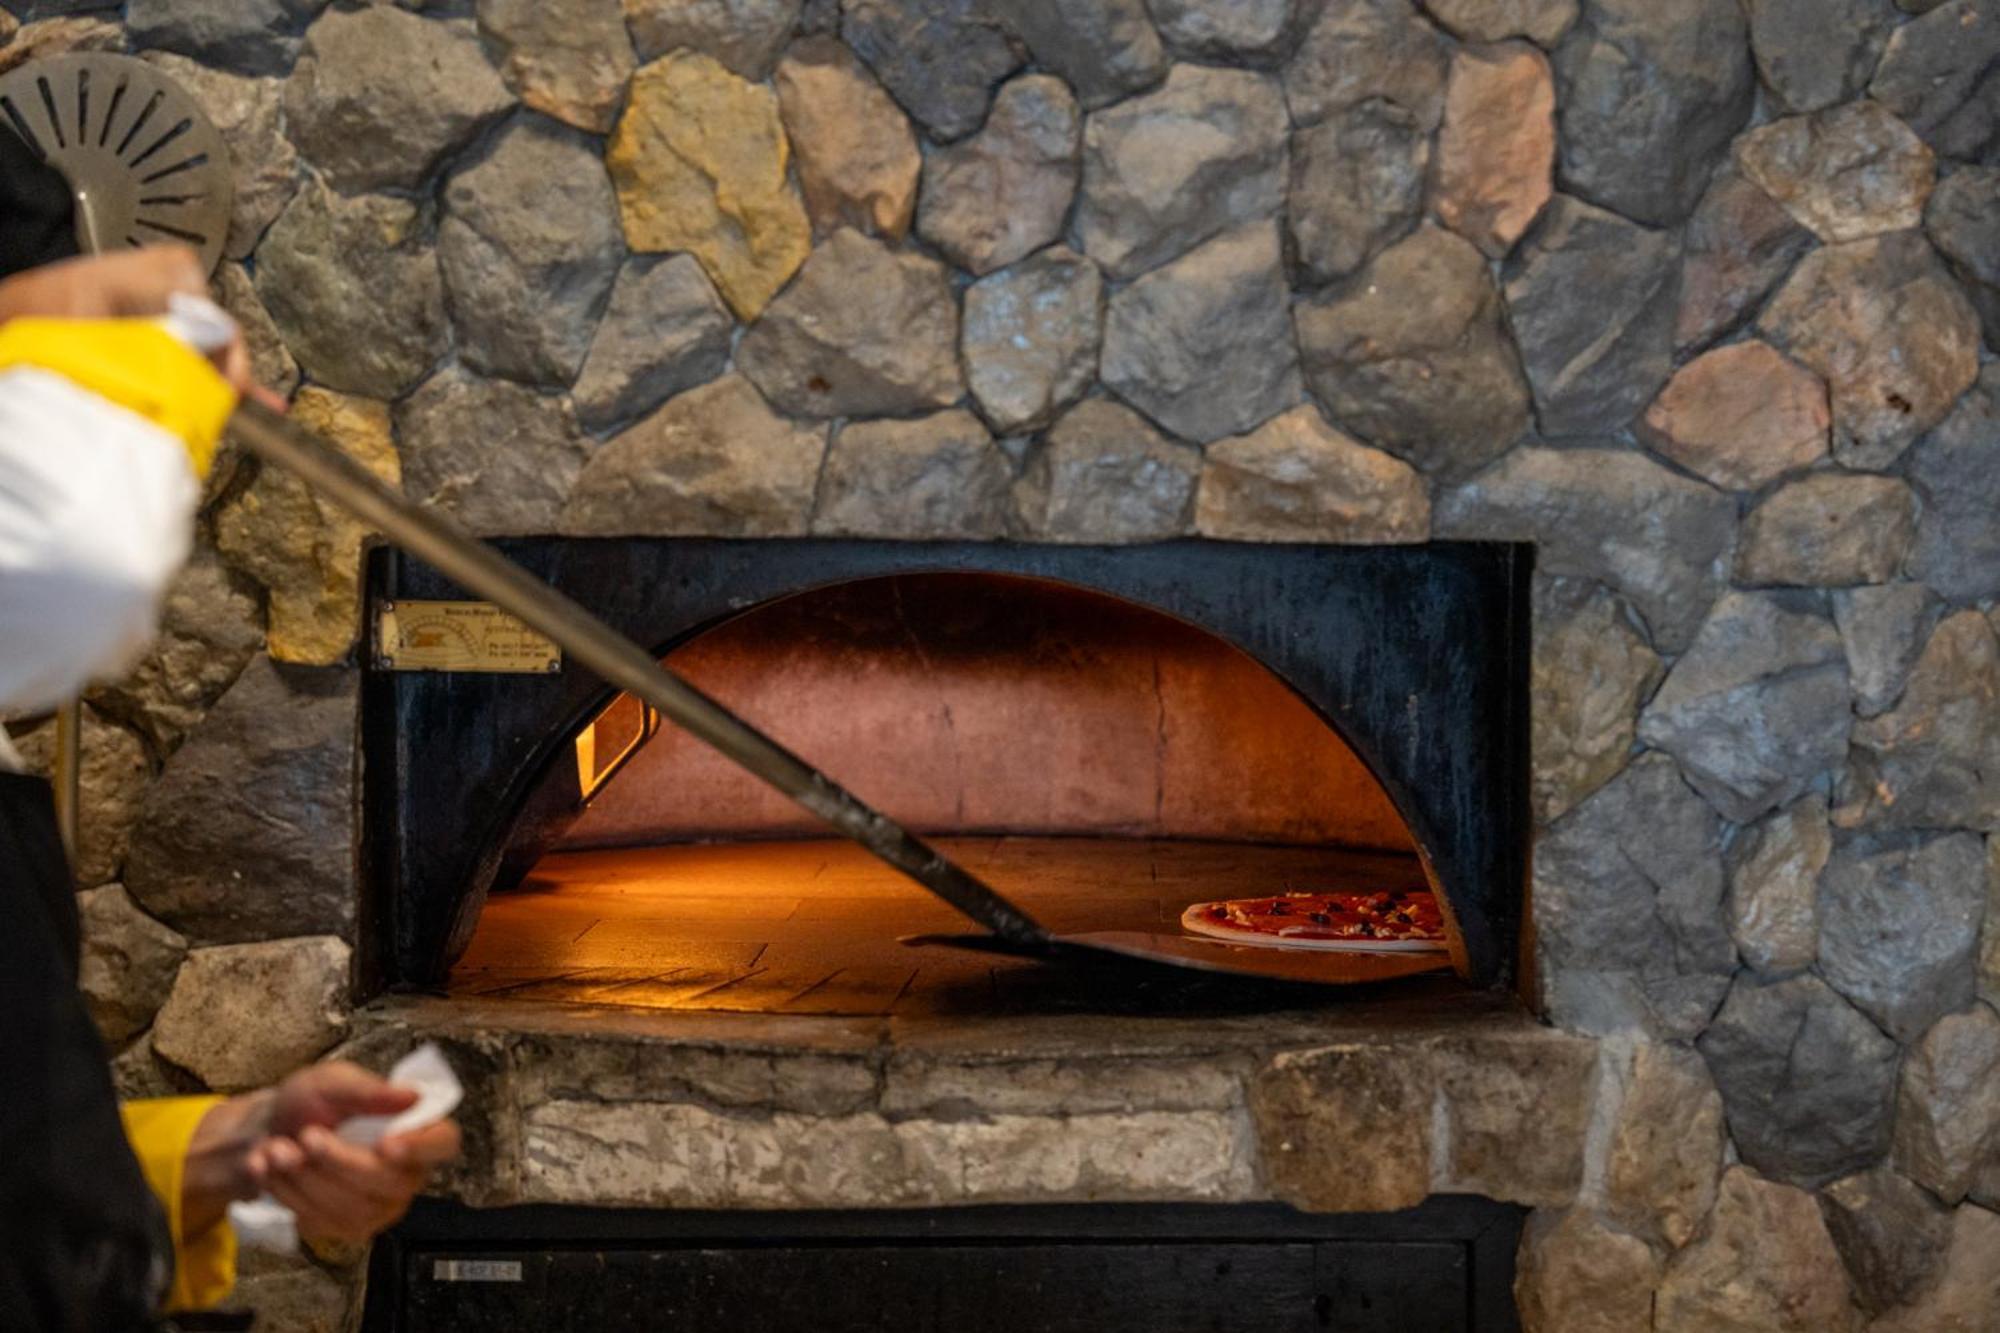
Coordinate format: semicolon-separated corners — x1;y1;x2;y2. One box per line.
566;574;1418;852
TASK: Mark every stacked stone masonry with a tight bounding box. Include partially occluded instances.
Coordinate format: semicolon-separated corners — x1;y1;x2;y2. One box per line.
4;0;1998;1327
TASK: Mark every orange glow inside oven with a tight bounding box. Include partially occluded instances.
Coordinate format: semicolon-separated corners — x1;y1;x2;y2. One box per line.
450;575;1439;1013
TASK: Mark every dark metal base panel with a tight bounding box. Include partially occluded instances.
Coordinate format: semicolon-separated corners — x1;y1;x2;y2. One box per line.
362;1197;1524;1333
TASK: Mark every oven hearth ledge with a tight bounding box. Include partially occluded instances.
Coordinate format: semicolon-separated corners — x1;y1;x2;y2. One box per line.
342;993;1606;1217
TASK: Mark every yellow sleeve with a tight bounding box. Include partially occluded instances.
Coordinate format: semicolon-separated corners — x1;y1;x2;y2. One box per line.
121;1096;240;1313
0;318;235;477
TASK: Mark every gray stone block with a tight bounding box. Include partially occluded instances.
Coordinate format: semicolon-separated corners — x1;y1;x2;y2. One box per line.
1892;1002;2000;1203
1725;793;1830;978
1654;1166;1856;1331
962;247;1103;436
998;0;1166;109
841;0;1021;142
395;366;594;537
1286;100;1428;284
813;411;1014;540
1847;612;2000;832
1926;166;2000;349
1532;753;1735;1040
1758;231;1981;471
1638;591;1849;824
1196;405;1430;544
1737;472;1917;588
572;255;733;434
153;936;351;1091
1870;0;2000;157
1298;225;1531;477
917;74;1079;276
1818;1167;1952;1316
254;181;449;400
126;0;322;74
1699;972;1899;1186
1282;0;1447;131
1528;576;1662;824
624;0;800;77
1077;64;1288;281
1502;195;1679;437
76;885;187;1047
125;657;357;945
1436;446;1734;653
1552;0;1754;225
438;116;624;388
1013;399;1199;543
1908;367;2000;604
1743;0;1898;113
1100;223;1300;444
1833;584;1941;719
284;7;511;192
561;376;827;538
737;230;964;419
1818;832;1985;1042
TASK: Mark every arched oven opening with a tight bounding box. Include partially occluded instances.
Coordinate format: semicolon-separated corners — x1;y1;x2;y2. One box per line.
455;572;1448;1014
363;539;1529;1011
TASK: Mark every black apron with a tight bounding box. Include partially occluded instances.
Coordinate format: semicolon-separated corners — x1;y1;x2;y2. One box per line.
0;773;173;1330
0;121;184;1332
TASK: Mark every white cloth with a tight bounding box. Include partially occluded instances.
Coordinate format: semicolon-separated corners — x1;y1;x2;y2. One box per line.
230;1043;465;1254
0;367;197;769
0;297;234;772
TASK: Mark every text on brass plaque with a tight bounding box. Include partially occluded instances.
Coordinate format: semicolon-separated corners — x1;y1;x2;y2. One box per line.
375;600;562;674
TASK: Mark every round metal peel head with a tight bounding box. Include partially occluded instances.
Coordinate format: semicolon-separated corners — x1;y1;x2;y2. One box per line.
0;53;233;273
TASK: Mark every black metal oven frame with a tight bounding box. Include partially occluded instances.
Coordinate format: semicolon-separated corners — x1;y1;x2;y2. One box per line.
361;539;1532;992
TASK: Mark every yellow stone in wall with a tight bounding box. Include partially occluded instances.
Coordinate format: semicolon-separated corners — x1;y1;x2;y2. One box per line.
215;387;401;668
607;51;811;320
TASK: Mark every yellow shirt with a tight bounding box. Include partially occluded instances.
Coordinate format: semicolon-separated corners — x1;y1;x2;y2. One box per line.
120;1097;239;1312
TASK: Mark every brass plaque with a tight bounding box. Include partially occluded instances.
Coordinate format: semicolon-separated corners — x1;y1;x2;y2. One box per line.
375;600;562;674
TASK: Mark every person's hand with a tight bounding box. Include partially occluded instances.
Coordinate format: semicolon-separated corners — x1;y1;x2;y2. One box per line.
182;1060;462;1246
245;1061;463;1244
0;246;207;321
0;246;282;408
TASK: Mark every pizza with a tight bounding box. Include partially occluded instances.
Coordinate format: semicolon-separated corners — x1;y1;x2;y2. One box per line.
1179;889;1448;953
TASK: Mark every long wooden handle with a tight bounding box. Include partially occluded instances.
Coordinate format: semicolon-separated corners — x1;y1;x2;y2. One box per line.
53;201;109;860
224;399;1052;950
52;699;80;856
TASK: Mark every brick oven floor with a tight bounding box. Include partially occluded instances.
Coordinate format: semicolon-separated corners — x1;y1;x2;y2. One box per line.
446;837;1444;1018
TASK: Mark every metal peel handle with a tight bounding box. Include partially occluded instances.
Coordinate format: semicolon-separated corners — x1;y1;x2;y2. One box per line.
223;400;1052;951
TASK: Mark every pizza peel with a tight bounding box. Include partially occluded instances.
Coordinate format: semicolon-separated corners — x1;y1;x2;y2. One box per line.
231;402;1451;986
0;54;234;269
13;54;1448;989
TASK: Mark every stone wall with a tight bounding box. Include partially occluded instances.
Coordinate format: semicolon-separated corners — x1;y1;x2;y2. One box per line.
4;0;1999;1328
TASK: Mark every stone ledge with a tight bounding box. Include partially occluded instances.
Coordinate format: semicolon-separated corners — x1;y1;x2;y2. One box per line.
519;1101;1259;1210
348;991;1592;1214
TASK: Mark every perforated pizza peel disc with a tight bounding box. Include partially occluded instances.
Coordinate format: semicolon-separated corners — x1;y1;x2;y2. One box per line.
0;53;233;274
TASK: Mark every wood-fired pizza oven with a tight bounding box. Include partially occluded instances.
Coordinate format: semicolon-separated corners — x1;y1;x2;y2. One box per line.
362;538;1531;1009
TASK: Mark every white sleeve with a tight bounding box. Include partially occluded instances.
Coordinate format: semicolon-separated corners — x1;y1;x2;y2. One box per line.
0;366;198;718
